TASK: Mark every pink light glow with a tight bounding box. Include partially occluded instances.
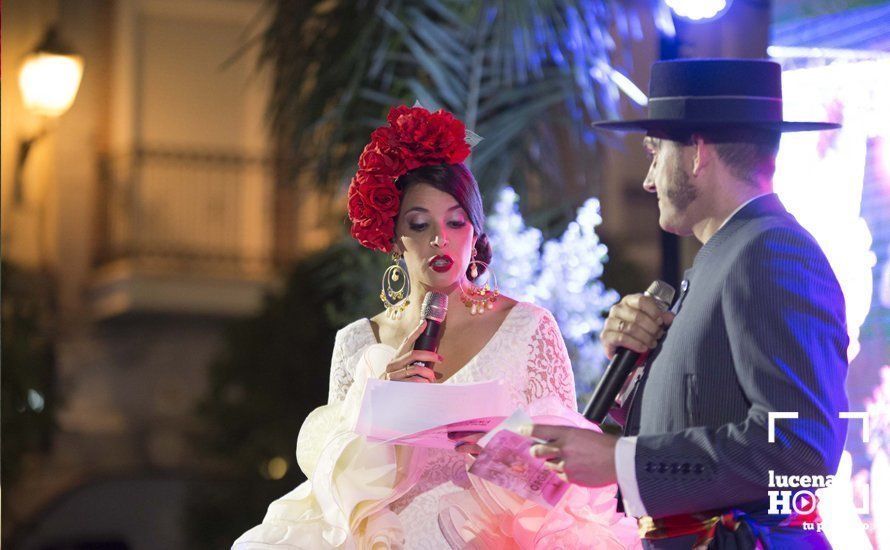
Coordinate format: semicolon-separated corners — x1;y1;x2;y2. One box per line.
775;58;890;549
775;60;888;362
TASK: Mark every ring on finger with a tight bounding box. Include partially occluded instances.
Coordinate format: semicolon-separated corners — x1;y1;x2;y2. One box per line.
533;445;557;459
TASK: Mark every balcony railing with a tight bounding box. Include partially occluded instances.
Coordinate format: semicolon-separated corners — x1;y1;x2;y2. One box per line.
96;147;274;276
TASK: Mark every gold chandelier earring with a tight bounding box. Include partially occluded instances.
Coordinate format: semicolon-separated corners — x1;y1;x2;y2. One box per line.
381;252;411;319
460;249;499;315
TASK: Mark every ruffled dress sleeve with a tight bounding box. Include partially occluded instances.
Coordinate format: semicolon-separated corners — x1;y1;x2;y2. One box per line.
327;326;357;405
233;323;420;549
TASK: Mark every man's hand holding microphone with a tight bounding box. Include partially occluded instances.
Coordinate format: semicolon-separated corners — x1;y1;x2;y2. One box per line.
524;282;675;487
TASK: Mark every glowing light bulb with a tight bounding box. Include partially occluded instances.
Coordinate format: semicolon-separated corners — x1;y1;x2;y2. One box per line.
665;0;732;22
19;52;84;117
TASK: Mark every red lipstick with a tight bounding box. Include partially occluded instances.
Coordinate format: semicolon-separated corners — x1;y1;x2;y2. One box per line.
428;255;454;273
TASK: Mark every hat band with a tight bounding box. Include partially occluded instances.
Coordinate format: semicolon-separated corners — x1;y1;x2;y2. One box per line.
648;96;783;123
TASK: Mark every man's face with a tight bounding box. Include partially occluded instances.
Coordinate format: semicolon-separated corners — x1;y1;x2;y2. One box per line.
642;136;698;236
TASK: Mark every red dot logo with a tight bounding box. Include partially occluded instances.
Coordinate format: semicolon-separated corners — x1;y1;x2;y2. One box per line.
793;491;818;515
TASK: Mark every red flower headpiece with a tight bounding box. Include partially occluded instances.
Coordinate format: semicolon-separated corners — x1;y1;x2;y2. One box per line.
347;105;472;252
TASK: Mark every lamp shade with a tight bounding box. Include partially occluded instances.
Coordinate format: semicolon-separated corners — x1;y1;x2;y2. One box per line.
18;27;84;117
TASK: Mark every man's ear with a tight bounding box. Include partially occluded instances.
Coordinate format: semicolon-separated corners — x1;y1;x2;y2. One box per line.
691;133;712;177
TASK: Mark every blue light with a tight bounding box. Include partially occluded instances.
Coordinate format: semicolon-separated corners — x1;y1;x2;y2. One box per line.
27;389;45;412
666;0;732;23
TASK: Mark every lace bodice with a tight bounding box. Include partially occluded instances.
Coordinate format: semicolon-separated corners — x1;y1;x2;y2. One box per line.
329;302;575;407
327;302;576;549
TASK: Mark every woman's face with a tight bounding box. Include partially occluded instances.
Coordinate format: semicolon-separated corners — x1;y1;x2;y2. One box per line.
394;183;476;291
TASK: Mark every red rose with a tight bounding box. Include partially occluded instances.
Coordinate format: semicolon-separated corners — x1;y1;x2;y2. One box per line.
351;216;394;252
388;107;433;160
359;144;401;175
367;183;399;217
369;128;400;154
386;105;414;127
353;169;389;188
388;106;470;167
363;127;406;172
371;126;396;145
347;184;375;223
425;110;470;162
348;173;397;239
430;111;471;163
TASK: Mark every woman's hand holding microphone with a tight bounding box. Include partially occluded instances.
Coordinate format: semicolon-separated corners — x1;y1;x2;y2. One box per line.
382;320;483;455
383;320;440;383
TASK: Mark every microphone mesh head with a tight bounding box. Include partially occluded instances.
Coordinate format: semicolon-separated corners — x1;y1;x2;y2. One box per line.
645;280;676;312
421;292;448;322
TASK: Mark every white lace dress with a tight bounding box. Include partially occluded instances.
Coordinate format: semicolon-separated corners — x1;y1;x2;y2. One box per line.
234;302;639;549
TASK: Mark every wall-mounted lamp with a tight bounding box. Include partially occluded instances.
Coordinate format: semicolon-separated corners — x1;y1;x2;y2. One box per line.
13;26;84;203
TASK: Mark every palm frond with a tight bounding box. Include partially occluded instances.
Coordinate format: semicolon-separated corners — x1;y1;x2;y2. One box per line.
262;0;658;209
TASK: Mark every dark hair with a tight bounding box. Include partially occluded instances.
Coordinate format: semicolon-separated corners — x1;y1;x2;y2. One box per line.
661;128;782;187
395;163;492;278
713;135;781;187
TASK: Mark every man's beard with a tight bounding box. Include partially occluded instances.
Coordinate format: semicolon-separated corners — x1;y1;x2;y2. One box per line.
665;162;697;213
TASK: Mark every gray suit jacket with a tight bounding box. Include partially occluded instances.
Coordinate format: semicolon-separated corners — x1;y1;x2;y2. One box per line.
622;194;848;534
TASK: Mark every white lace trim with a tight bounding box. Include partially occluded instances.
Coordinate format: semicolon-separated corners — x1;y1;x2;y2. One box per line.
327;318;376;404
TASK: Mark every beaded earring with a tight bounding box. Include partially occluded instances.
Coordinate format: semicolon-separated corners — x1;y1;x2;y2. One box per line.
460;249;499;315
380;252;411;319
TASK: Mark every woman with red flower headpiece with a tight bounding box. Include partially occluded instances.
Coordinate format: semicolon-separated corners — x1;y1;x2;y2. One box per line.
234;106;639;549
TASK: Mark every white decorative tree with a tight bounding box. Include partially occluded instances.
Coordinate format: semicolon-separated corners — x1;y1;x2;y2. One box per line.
487;187;619;407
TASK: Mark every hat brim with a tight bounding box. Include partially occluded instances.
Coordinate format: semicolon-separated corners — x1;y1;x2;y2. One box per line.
592;119;841;133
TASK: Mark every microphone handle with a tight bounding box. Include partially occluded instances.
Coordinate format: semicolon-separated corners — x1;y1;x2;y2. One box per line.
582;348;641;423
582;280;675;424
412;319;443;368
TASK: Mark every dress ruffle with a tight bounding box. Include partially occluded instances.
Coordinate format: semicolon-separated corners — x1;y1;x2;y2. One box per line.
437;398;640;549
234;345;423;549
234;345;639;549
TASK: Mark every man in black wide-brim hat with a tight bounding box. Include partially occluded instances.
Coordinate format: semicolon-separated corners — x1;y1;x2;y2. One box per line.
525;59;849;549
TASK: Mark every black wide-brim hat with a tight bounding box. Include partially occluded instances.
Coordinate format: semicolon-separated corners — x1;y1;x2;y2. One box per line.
593;59;840;133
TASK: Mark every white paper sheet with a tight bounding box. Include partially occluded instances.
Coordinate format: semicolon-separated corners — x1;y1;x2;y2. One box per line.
353;377;513;445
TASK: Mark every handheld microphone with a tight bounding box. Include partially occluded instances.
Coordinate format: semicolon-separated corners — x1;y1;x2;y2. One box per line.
583;280;675;424
412;291;448;369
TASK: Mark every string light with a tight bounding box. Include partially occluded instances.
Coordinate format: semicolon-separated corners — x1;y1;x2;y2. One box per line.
487;187;619;406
